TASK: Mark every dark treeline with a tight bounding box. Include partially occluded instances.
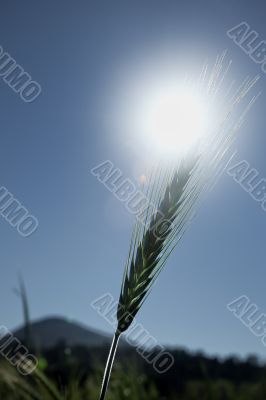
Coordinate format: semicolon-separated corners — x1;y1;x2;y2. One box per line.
39;341;266;398
1;333;266;399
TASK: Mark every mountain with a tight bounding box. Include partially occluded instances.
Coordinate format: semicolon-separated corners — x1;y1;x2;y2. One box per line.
14;316;112;350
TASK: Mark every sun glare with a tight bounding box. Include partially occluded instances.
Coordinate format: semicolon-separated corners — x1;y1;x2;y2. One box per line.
138;83;208;157
108;57;227;164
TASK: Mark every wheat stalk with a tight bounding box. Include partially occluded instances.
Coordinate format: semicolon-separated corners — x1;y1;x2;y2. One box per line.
98;56;259;400
99;156;205;400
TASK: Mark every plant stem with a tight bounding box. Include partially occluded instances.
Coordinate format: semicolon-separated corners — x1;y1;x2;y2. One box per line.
99;329;121;400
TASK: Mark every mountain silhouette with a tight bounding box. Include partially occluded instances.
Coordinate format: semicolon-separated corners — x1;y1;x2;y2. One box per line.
14;316;112;350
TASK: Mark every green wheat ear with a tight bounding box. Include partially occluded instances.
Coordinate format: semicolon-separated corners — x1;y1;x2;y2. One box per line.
117;158;199;333
99;156;204;400
97;66;259;400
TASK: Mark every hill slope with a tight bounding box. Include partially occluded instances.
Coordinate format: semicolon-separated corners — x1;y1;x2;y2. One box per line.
14;316;112;349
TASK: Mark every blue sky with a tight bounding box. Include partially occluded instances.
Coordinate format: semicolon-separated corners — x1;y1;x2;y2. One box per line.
0;0;266;360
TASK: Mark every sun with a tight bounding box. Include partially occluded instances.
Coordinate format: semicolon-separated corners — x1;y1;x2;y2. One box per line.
108;58;216;163
136;82;208;158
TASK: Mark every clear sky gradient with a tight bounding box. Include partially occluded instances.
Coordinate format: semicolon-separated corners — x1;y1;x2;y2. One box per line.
0;0;266;360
